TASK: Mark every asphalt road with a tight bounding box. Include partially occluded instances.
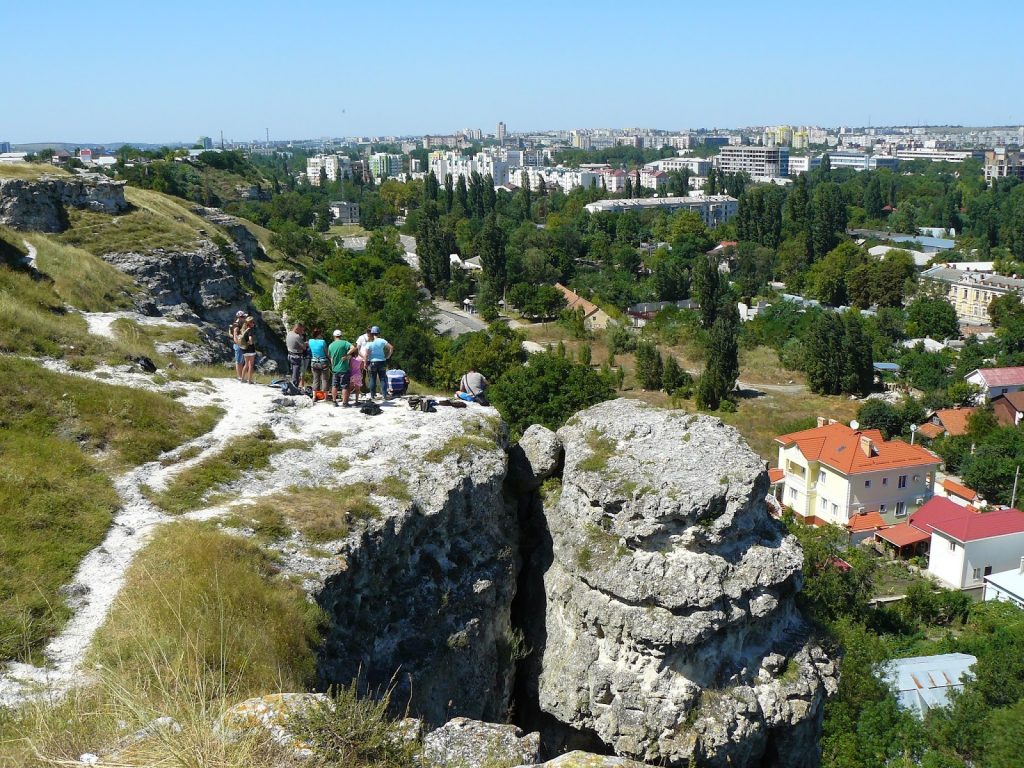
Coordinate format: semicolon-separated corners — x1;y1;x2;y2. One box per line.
434;302;488;336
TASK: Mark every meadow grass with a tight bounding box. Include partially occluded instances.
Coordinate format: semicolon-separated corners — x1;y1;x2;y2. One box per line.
147;426;304;514
0;522;323;767
0;162;70;180
424;418;501;463
58;206;199;255
576;428;616;472
0;357;221;663
24;230;137;311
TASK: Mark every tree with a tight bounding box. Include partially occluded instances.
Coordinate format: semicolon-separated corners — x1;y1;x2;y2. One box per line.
736;185;786;248
663;355;686;392
489;352;613;437
863;174;885;219
808;182;848;259
697;306;739;409
804;311;873;396
785;173;810;233
624;175;633;198
635;340;663;390
907;297;959;340
693;253;724;329
857;400;904;439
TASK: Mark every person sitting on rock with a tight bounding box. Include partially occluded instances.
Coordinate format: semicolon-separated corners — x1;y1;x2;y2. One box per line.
456;368;489;405
384;367;409;399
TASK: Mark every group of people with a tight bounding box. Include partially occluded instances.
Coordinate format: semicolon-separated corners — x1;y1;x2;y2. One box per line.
229;311;490;406
286;323;405;407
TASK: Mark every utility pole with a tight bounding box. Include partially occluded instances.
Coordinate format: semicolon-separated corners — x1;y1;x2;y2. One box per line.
1012;465;1021;509
220;130;224;150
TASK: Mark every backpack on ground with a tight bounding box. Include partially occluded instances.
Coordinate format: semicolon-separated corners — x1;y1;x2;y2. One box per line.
134;356;157;373
419;398;436;413
280;381;301;396
360;402;383;416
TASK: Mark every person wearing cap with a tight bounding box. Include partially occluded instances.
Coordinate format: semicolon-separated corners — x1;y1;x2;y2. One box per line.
328;329;355;407
228;310;246;381
362;326;393;401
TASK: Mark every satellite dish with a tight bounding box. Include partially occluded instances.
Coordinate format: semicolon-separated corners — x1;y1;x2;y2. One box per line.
850;420;859;430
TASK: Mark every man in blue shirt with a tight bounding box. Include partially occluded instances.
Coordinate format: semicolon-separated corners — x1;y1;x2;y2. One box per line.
362;326;394;401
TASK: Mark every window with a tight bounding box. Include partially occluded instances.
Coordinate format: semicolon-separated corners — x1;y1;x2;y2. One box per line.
865;480;872;488
882;477;889;486
818;470;826;484
949;540;956;550
895;501;907;517
820;498;827;511
898;475;907;489
880;504;887;513
973;568;981;581
789;487;796;501
832;503;839;516
984;566;993;576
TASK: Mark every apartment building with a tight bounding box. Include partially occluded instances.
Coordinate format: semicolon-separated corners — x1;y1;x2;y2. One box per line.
715;146;789;177
329;200;359;225
306;154;350;185
775;418;941;526
984;147;1024;184
516;166;603;194
921;265;1024;325
368;153;404;180
895;148;985;163
584;194;738;227
787;155;821;175
826;151;898;171
638;168;668;191
428;151;509;186
646;157;711;175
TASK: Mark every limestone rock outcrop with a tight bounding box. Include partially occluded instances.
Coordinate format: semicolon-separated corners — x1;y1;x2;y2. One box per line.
193;206;262;266
424;717;542;767
532;400;836;768
314;414;521;726
0;174;128;231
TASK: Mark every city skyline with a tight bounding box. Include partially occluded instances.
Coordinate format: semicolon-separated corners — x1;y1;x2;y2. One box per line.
3;0;1024;144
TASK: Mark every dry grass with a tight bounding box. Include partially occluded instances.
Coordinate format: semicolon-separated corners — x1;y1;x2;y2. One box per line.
0;522;322;767
24;231;137;311
738;345;806;386
58;206;199;256
146;426;304;514
233;477;410;543
0;162;70;180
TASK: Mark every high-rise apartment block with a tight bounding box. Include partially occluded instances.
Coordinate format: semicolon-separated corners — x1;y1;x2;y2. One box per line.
306;154;350;185
368;152;404;180
984;147;1023;184
497;121;507;144
715;146;789;178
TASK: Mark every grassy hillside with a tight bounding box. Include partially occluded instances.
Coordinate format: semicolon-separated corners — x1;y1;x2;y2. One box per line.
0;163;71;180
0;356;221;663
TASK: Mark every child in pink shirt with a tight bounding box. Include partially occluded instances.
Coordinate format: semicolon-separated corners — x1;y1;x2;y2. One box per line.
348;355;364;404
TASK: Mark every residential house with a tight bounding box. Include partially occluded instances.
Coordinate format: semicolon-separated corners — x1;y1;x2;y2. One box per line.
329;201;360;225
983;559;1024;608
847;510;889;545
882;653;977;718
626;299;697;328
554;283;610;330
965;367;1024;401
923;267;1024;325
936;478;982;508
991;391;1024;427
775;418;941;526
916;407;975;441
906;497;1024;591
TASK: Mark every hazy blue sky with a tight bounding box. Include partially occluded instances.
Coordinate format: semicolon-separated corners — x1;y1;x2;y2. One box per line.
3;0;1023;144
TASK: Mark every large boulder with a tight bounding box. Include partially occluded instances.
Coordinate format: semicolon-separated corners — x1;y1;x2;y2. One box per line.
534;399;836;768
0;175;128;232
423;717;541;767
508;424;563;492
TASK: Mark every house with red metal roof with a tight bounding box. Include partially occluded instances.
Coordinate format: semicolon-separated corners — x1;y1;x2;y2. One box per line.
905;497;1024;591
965;366;1024;401
991;391;1024;427
774;417;941;526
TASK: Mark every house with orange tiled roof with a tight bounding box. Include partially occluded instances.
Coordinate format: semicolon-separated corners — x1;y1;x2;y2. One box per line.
775;417;942;527
916;407;975;441
553;283;610;330
936;478;982;508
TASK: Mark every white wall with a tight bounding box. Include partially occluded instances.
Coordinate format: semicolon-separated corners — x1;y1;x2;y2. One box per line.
984;581;1024;608
929;531;1024;588
927;532;967;588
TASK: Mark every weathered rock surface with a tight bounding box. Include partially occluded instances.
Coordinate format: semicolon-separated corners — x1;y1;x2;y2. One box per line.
515;752;653;768
193;206;262;266
0;174;128;231
509;424;563;492
424;717;541;767
532;400;836;768
314;412;520;726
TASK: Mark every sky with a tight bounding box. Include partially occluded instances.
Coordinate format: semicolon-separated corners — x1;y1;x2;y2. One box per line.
3;0;1023;145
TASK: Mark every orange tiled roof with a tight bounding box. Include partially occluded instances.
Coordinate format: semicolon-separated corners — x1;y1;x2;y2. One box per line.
942;478;978;501
775;421;940;476
916;422;944;440
933;407;975;437
554;283;600;318
768;468;785;484
847;511;888;533
877;522;931;547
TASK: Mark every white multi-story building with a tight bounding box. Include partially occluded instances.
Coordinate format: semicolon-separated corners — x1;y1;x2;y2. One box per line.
515;166;602;194
715;146;789;177
646;157;711;175
984;147;1024;184
429;151;509;186
497;121;507;144
639;168;668;191
368;153;404;180
306;154;350;185
895;148;985;163
826;151;898;171
584;194;738;227
570;131;591;150
775;418;941;526
787;155;821;175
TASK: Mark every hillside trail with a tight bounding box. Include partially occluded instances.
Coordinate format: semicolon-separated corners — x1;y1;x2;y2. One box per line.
0;350;432;708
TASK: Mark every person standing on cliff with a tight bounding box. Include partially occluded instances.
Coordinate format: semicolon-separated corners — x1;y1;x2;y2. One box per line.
229;310;246;381
285;322;306;387
238;315;258;384
307;328;330;397
362;326;393;401
328;330;355;407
